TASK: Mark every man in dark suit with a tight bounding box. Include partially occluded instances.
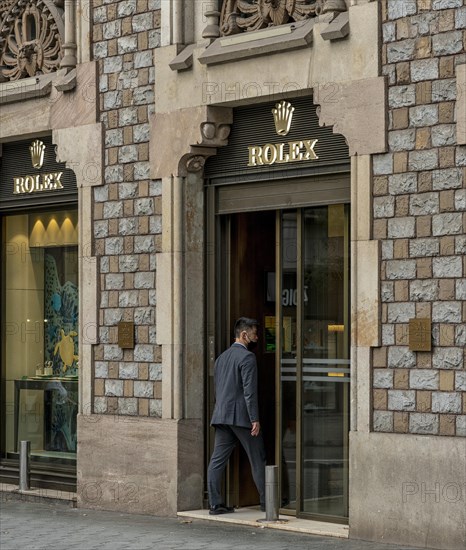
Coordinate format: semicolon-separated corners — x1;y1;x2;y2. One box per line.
207;317;266;515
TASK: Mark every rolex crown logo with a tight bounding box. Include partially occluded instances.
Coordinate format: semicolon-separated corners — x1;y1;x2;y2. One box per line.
272;100;295;136
29;139;46;169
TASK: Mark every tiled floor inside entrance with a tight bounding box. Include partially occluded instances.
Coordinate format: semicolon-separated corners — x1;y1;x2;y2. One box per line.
178;507;349;538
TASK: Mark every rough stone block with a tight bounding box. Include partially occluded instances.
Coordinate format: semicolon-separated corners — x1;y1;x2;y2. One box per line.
409;370;439;390
410;279;439;301
432;168;462;190
387;217;416;239
388;302;416;323
432;213;463;235
456;7;466;29
387;40;416;63
134;86;154;105
432;346;464;369
135;272;155;289
388;129;416;151
134;345;154;362
431;125;456;147
105;379;124;397
409;238;439;257
454;190;466;210
94;41;108;60
388;173;417;195
381;282;395;303
432;78;457;101
104;20;122;40
432;31;463;55
135;162;151;180
118;145;138;164
118;291;139;307
456;279;466;300
149;363;162;381
409;193;439;216
432;392;462;413
119;107;138;126
134;51;153;69
132;13;154;32
134;123;150;143
455;372;466;391
409;413;439;435
388;0;417;19
388;390;416;411
149;29;161;48
119;363;139;379
388;347;416;369
409;104;439;127
95;362;109;379
382;324;395;345
373;196;395;218
389;85;416;108
409;150;438;171
373;411;394;432
118;0;137;17
374;369;394;389
117;398;138;415
411;59;439;82
382;241;394;260
386;259;417;280
433;0;463;8
118;35;138;54
134;381;154;398
433;256;463;278
105;274;124;290
119;255;139;272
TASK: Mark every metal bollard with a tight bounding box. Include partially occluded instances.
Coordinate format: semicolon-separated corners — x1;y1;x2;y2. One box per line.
265;465;279;521
19;440;31;491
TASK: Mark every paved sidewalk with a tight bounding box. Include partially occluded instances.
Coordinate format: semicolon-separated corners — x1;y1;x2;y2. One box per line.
0;499;426;550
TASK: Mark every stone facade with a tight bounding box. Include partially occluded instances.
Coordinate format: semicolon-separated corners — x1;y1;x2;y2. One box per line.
374;0;466;437
91;0;163;418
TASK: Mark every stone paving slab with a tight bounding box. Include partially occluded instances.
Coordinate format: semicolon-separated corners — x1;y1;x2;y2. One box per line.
0;500;430;550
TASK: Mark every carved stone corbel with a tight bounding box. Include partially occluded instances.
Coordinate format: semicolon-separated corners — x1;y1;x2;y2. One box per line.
313;77;387;156
150;105;233;178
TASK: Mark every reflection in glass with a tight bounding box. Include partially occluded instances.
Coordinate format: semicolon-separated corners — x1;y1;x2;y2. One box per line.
301;205;350;519
2;212;79;463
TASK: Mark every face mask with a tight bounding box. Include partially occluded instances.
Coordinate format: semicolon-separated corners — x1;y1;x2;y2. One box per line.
247;340;258;351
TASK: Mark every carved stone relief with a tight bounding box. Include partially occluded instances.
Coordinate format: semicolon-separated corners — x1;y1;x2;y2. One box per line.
0;0;64;81
219;0;347;35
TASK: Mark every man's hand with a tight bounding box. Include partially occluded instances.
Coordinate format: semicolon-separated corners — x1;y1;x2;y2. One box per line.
251;421;261;436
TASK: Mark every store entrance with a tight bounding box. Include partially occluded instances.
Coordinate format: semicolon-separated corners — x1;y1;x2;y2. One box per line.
209;205;350;523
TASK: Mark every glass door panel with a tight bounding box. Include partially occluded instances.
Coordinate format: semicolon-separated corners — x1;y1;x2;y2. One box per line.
280;211;298;511
278;204;349;521
301;205;350;519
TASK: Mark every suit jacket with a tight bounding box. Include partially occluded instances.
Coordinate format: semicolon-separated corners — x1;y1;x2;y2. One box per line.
210;342;259;429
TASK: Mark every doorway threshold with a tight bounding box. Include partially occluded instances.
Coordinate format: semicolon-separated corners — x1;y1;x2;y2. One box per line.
177;507;349;538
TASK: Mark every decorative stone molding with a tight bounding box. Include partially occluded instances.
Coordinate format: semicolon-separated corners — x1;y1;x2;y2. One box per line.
0;0;65;81
53;122;103;188
151;105;233;178
219;0;346;36
313;76;387;156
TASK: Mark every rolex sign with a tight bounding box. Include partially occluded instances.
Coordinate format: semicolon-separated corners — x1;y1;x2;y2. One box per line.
0;136;77;211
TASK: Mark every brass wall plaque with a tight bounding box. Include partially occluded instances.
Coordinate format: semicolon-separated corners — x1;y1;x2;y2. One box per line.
408;318;431;352
118;322;135;349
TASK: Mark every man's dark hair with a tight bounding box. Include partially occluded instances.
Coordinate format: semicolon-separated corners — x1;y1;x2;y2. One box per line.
234;317;258;338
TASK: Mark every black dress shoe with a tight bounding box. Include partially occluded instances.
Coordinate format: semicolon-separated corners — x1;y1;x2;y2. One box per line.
209;503;235;515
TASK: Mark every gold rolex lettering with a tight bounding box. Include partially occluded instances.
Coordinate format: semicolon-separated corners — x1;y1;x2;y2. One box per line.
276;143;290;164
247;139;319;168
13;172;65;194
248;146;264;167
262;144;277;165
303;139;319;160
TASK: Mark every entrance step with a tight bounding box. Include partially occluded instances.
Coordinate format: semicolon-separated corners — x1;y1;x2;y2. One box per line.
0;483;77;507
178;507;349;538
